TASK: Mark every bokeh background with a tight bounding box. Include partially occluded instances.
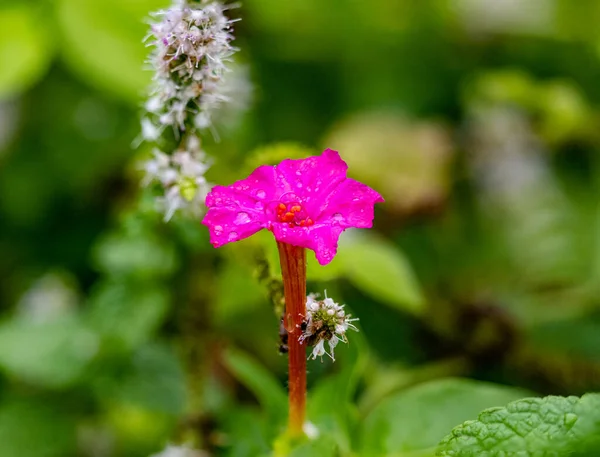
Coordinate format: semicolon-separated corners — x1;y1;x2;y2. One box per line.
1;0;600;456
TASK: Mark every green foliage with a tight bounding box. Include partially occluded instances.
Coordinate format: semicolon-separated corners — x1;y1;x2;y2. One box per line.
2;0;600;456
0;398;77;457
337;233;425;316
56;0;168;102
86;281;169;350
93;232;178;279
437;394;600;456
94;343;187;415
0;4;54;100
0;314;98;388
221;346;287;426
361;378;530;456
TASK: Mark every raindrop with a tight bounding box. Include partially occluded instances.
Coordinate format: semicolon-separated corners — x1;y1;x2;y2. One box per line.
332;213;344;222
214;225;223;235
234;212;251;224
296;182;302;188
228;231;238;241
353;197;360;202
256;189;266;199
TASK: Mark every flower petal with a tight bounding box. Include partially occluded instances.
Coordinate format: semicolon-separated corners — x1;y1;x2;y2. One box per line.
274;149;348;211
272;223;345;265
202;206;266;247
318;178;384;229
205;164;278;210
202;165;278;247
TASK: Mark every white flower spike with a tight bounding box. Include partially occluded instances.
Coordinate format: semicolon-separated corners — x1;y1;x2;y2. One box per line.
144;0;239;137
141;137;212;221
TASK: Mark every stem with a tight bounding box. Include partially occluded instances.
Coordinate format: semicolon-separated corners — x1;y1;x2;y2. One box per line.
277;241;307;437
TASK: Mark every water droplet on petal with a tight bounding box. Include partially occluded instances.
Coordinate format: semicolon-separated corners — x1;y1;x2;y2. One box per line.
353;197;360;202
256;189;266;199
296;182;302;188
228;231;238;241
332;213;344;222
214;225;223;235
295;170;302;176
234;212;251;224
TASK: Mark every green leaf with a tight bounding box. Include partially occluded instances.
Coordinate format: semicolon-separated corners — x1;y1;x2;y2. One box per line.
287;435;339;457
337;233;425;315
361;378;530;456
0;398;76;457
0;5;54;99
86;281;169;351
222;346;287;425
437;393;600;456
56;0;168;102
92;232;178;278
0;315;98;388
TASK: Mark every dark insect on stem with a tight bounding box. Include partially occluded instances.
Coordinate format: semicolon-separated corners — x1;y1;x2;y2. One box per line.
278;315;289;354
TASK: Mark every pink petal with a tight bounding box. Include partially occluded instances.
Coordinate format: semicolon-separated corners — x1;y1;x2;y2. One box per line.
205;165;278;209
202;206;266;247
318;178;384;229
272;223;345;265
203;165;278;247
274;149;348;212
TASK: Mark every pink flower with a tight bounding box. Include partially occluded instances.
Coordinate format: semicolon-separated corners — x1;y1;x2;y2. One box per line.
202;149;384;265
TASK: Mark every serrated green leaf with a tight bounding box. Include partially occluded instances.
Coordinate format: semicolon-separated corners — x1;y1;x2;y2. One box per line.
338;233;425;315
0;315;98;388
0;5;54;99
437;393;600;456
361;378;530;456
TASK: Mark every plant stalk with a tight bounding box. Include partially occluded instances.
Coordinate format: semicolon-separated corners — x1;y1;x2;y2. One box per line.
277;241;307;436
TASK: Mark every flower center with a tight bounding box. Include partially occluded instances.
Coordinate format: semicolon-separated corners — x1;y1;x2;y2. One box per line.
275;202;314;228
178;176;198;201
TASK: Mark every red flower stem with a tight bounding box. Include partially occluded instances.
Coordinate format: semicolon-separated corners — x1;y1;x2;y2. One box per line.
277;241;307;437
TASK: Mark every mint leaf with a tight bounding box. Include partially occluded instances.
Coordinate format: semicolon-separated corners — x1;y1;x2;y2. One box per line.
361;378;529;455
437;393;600;456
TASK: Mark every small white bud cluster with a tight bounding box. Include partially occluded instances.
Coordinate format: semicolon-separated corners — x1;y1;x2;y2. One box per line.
300;293;359;362
142;136;212;221
143;0;238;136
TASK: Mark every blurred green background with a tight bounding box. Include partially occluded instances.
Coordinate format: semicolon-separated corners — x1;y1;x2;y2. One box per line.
1;0;600;456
